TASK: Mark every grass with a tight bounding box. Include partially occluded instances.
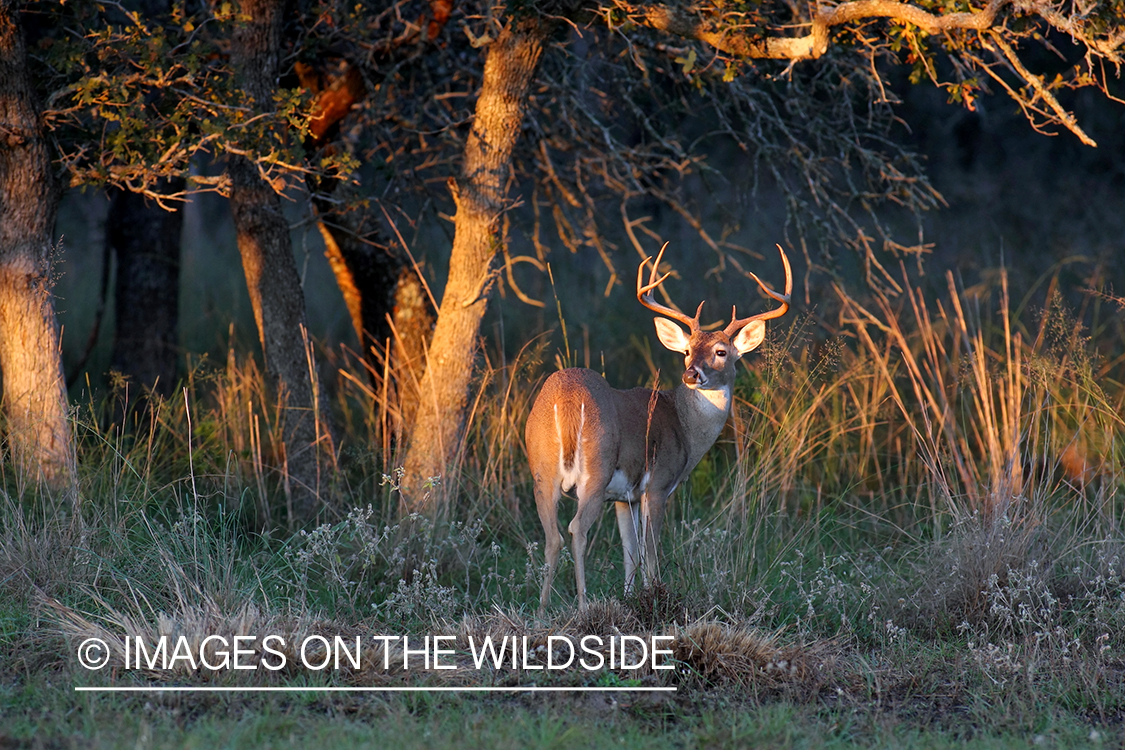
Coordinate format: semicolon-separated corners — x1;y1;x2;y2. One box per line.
2;261;1124;748
2;677;1116;748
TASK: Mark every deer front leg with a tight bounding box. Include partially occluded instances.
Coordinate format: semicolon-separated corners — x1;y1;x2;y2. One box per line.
615;500;641;595
640;490;669;588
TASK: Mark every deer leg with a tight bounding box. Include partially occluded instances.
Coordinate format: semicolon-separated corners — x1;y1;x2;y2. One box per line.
615;500;641;595
640;490;669;588
534;476;564;615
568;477;608;610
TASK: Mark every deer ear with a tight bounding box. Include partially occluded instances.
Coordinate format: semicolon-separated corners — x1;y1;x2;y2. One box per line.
732;320;765;355
654;318;691;353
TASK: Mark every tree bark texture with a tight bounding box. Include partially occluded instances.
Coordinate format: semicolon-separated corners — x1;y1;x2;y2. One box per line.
0;2;77;495
389;259;434;428
401;17;550;510
107;182;183;403
229;0;332;521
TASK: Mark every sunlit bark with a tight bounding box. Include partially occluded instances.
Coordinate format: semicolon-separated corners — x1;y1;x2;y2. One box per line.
317;205;435;427
400;16;551;511
0;2;76;496
299;57;436;426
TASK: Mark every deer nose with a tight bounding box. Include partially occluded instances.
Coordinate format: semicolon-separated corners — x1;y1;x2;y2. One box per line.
682;367;702;386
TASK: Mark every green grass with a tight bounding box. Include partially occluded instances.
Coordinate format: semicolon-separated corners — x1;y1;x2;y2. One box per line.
3;263;1125;748
2;677;1118;749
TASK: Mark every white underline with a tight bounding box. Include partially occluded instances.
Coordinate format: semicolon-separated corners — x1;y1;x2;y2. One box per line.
75;686;677;693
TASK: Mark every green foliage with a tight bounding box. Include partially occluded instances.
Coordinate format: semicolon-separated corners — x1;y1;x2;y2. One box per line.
29;0;356;200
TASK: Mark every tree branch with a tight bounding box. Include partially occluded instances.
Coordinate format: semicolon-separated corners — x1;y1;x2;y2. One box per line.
616;0;1009;60
987;31;1097;147
614;0;1110;146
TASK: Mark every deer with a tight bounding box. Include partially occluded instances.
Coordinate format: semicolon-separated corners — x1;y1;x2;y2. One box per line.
526;243;792;612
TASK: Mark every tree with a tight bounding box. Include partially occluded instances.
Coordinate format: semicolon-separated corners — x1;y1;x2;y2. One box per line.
24;0;1121;520
297;58;436;431
227;0;335;520
28;0;436;518
395;0;1123;509
63;1;186;411
608;0;1116;153
43;0;342;520
0;1;76;497
401;14;555;508
106;180;184;407
103;2;184;415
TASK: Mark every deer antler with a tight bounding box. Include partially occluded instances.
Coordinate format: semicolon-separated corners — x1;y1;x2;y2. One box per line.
723;245;792;337
637;242;703;331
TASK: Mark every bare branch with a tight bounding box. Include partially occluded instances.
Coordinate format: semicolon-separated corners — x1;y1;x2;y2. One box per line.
987;32;1098;147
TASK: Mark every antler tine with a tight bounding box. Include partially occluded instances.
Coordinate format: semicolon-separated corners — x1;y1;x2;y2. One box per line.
723;244;793;336
636;242;699;330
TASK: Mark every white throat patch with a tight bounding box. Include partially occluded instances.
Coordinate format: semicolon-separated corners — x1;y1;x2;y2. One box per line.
695;385;731;415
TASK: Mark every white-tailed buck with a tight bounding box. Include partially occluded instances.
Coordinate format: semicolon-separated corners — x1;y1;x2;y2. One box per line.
527;243;792;612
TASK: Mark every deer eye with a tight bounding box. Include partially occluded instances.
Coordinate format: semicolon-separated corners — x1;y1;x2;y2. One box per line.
715;349;727;358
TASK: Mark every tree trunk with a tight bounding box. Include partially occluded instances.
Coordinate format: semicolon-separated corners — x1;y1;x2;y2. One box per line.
315;190;435;431
229;0;332;521
0;2;76;496
107;181;183;405
400;17;550;511
388;258;434;428
298;56;436;434
101;0;183;420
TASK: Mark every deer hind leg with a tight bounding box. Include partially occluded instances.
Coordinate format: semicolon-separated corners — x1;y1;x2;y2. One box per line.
534;475;564;615
568;473;610;610
615;500;641;595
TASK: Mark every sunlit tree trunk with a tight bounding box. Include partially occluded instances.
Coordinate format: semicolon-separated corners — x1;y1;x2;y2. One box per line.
387;260;435;428
0;2;76;496
400;16;551;511
229;0;333;521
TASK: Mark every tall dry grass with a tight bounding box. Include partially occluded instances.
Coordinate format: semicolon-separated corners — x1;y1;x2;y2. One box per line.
665;263;1124;630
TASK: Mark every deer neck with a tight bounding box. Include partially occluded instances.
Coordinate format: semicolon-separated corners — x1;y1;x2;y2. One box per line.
673;382;732;468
